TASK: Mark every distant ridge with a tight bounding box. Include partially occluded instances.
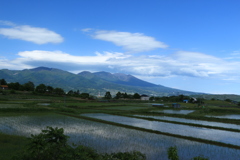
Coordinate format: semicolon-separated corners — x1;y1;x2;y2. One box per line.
29;66;53;71
83;71;158;87
0;66;202;96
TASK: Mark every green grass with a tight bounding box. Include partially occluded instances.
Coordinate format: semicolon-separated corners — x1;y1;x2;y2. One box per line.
103;106;150;110
0;104;24;108
204;100;238;107
188;107;240;116
0;132;28;160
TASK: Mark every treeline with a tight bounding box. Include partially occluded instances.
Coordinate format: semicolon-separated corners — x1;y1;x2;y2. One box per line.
4;79;204;102
1;79;88;98
1;79;142;100
104;91;141;100
1;79;66;95
150;95;204;103
1;79;35;92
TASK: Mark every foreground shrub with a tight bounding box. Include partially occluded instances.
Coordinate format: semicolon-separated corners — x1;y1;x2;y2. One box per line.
168;146;209;160
102;151;146;160
12;126;146;160
168;146;179;160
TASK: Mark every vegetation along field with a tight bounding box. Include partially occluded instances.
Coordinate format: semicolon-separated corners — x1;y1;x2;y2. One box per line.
0;87;240;159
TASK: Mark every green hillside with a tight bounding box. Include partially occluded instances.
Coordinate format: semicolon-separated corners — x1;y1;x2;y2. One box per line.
0;67;201;96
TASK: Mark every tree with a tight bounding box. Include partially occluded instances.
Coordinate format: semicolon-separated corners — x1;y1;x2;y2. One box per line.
75;90;80;95
133;93;141;99
8;82;21;90
46;86;54;93
104;91;112;99
149;96;155;101
115;91;122;99
23;81;35;91
0;79;7;85
122;92;128;99
53;88;65;95
225;99;231;102
35;84;47;93
79;93;90;99
67;90;74;95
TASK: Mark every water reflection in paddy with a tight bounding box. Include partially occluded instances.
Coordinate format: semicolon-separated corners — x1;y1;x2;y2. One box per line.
133;115;240;130
152;110;195;114
82;113;240;146
206;114;240;120
0;114;240;160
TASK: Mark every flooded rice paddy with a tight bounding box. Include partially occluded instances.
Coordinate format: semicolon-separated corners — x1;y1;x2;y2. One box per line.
0;114;239;160
82;113;240;146
133;115;240;130
206;114;240;120
151;110;195;114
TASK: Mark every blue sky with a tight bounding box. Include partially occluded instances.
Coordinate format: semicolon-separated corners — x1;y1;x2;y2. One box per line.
1;0;240;94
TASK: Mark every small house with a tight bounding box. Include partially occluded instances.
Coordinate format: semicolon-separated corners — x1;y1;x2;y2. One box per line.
191;97;197;103
141;94;150;101
183;99;189;103
172;103;181;108
0;85;8;90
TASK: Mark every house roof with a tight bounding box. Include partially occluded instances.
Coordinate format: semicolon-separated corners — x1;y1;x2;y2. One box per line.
0;85;8;88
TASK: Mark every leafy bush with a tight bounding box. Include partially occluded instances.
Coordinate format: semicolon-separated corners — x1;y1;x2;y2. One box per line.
168;146;179;160
12;126;146;160
168;146;209;160
102;151;146;160
191;155;209;160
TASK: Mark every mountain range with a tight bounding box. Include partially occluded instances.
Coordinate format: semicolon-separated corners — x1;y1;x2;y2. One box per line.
0;67;202;96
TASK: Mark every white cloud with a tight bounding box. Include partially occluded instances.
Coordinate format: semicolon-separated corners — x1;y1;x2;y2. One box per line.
17;50;128;63
0;50;128;71
104;51;237;79
1;50;240;82
81;28;93;32
230;50;240;56
225;50;240;60
0;20;16;26
0;59;32;70
92;30;168;53
0;21;63;44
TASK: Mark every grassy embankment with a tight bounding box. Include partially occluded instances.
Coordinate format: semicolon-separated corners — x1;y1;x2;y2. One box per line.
0;132;28;160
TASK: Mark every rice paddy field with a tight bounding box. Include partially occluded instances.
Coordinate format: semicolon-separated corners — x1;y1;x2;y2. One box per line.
151;109;195;114
0;92;240;160
206;114;240;120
